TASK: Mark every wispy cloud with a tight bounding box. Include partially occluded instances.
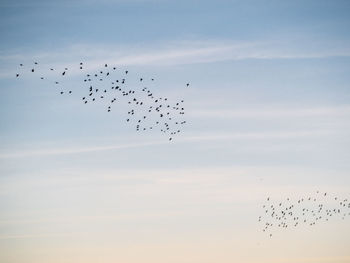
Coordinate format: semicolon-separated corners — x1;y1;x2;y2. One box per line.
0;233;76;240
2;38;350;78
0;140;168;159
189;105;350;119
0;129;336;159
0;0;160;8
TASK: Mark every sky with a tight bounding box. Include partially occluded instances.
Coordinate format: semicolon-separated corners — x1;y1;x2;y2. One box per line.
1;0;350;262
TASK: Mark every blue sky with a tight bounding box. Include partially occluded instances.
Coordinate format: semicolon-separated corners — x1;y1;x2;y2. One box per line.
1;1;350;263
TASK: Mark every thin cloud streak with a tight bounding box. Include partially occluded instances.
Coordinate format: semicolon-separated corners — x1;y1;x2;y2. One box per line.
2;39;350;78
190;105;350;119
0;140;168;159
0;129;335;159
0;233;79;240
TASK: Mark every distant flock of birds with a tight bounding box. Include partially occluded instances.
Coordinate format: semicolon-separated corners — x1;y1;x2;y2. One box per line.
15;61;189;141
259;191;350;237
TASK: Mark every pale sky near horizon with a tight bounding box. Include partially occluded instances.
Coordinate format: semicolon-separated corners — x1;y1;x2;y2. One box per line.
1;1;350;263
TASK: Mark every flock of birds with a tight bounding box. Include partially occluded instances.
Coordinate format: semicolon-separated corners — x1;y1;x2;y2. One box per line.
259;191;350;237
15;61;189;141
